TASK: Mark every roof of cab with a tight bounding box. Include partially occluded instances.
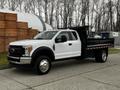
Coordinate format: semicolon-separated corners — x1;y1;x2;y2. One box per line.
44;29;75;32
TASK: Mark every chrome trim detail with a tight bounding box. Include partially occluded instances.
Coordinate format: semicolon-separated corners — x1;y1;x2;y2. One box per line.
8;56;19;59
8;56;31;64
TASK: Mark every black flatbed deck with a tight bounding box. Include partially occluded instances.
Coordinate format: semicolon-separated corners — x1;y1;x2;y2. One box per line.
69;26;114;50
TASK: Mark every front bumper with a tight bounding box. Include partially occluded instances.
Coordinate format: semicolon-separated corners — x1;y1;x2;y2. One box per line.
8;56;31;65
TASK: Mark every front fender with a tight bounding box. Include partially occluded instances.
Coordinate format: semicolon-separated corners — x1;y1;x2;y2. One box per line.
31;46;55;65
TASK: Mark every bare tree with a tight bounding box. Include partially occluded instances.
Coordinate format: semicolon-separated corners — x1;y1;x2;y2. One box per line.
17;0;24;12
80;0;89;26
55;0;61;28
49;0;55;26
35;0;43;18
62;0;75;28
115;0;120;31
42;0;49;23
108;0;114;31
0;0;7;9
7;0;19;11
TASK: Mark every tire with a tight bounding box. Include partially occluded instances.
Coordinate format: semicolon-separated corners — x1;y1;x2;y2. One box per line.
34;56;51;75
95;49;108;63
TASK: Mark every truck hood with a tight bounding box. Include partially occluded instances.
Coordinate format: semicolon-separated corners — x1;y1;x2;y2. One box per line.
10;39;52;46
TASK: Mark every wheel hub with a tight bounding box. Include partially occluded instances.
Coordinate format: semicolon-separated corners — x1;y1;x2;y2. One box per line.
39;59;49;73
102;51;107;61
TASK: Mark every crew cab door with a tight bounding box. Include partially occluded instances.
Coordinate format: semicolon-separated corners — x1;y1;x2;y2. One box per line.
54;31;81;59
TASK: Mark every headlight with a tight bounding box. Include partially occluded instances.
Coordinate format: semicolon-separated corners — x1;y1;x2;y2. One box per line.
23;46;32;56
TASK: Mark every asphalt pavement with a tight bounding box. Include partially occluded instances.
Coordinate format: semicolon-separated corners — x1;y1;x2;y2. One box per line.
0;53;120;90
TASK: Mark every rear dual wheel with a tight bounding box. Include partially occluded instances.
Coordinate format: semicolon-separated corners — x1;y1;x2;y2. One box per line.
95;49;108;63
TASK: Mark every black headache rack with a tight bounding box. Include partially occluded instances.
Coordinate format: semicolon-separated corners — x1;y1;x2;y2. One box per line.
68;27;88;57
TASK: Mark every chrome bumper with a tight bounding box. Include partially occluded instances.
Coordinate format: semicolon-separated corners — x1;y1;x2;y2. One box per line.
8;56;31;64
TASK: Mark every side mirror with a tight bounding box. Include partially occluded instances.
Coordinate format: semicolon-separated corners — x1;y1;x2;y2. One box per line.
55;35;67;43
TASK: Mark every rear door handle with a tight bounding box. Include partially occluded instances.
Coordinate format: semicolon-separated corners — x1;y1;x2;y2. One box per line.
69;43;72;46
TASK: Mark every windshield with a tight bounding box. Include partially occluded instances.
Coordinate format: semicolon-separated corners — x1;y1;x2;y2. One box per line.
34;31;58;40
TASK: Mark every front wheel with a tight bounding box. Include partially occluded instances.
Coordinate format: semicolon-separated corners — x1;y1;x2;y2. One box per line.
34;56;51;75
95;49;108;63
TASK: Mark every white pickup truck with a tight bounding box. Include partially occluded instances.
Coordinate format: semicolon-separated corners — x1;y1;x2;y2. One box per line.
8;27;114;75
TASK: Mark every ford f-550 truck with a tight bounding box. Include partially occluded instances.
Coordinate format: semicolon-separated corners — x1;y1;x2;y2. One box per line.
8;27;114;75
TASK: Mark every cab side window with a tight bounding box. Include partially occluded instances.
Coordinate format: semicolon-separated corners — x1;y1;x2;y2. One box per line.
55;31;78;43
68;32;78;40
55;32;69;43
71;32;78;40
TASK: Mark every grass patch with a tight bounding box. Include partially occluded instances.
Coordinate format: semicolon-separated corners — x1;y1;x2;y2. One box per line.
109;48;120;54
0;53;10;70
0;53;8;65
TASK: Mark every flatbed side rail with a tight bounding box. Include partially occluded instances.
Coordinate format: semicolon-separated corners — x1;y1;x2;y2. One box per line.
86;38;114;50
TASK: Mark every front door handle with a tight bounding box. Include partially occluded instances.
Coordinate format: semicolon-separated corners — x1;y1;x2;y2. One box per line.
69;43;72;46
